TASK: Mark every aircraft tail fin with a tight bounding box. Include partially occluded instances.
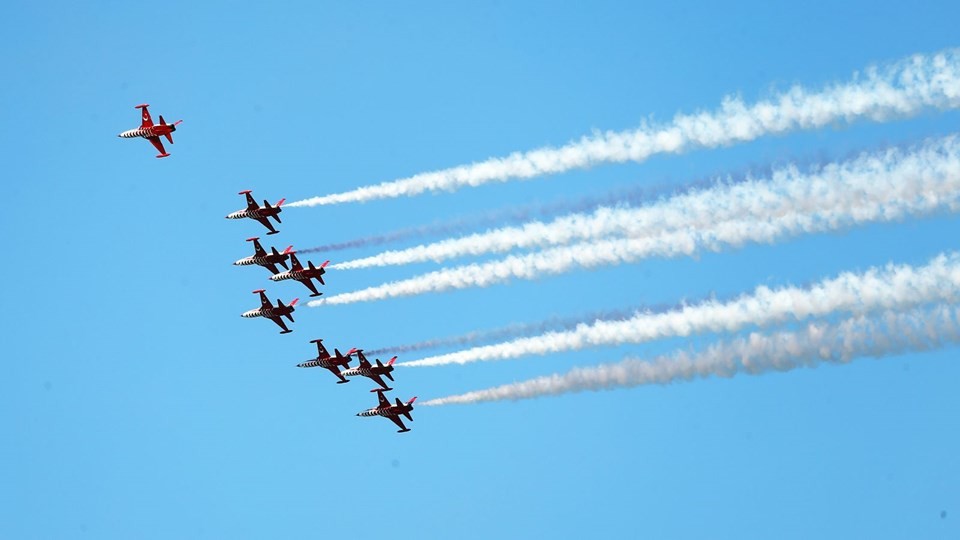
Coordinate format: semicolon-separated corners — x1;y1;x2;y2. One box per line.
387;356;397;366
290;253;303;271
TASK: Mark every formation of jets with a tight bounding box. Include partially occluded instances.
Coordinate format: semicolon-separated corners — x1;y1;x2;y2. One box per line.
224;185;417;433
298;340;416;432
122;104;420;434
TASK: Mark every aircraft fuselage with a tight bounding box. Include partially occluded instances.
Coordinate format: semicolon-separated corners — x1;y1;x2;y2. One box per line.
117;123;176;139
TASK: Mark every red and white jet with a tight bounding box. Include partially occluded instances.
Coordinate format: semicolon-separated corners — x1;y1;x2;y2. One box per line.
241;289;299;334
341;350;397;390
357;390;417;433
269;253;329;297
226;190;285;235
296;339;358;383
234;237;293;275
118;104;182;158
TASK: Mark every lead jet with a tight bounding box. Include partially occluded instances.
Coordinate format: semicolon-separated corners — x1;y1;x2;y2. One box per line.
269;253;329;297
296;339;358;383
357;390;417;433
118;104;182;158
234;237;293;275
241;289;298;334
341;350;397;390
226;190;285;235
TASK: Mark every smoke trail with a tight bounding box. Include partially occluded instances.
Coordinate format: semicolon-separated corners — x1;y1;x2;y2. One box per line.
332;136;960;270
289;48;960;207
299;175;726;255
365;303;680;356
422;305;960;405
313;154;960;307
400;253;960;367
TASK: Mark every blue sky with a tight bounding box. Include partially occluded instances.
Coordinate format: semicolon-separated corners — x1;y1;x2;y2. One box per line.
2;1;959;538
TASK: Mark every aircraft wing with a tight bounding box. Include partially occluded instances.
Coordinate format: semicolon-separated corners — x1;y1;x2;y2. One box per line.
264;262;281;275
268;315;290;333
387;415;408;432
258;290;271;308
298;277;321;297
368;372;390;390
254;216;278;234
376;390;390;408
140;105;154;128
356;351;371;368
147;136;167;156
244;192;259;210
250;238;267;256
325;365;347;383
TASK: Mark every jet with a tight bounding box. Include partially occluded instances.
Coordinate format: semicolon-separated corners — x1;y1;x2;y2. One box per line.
269;253;329;297
226;190;285;235
241;289;298;334
341;350;397;390
118;104;182;158
296;339;358;383
234;237;293;275
357;390;417;433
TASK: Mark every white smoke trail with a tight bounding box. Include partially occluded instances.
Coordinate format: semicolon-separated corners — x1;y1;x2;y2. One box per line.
365;302;679;356
313;149;960;307
289;48;960;208
400;253;960;367
422;305;960;405
332;136;960;270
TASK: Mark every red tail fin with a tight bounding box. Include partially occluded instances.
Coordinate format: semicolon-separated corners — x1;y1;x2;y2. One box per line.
387;357;397;366
283;245;294;254
275;198;286;207
289;298;299;307
321;260;331;268
407;396;417;405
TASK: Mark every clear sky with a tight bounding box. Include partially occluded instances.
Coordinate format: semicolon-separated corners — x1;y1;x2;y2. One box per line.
2;1;959;538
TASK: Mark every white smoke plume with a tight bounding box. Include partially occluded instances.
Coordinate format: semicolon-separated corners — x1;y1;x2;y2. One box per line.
400;253;960;367
332;136;960;270
365;302;680;356
301;178;698;255
289;48;960;207
313;144;960;306
421;305;960;405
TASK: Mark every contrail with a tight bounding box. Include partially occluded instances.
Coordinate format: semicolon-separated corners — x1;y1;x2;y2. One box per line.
365;302;681;356
400;253;960;367
332;136;960;270
313;142;960;306
288;48;960;207
421;305;960;405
